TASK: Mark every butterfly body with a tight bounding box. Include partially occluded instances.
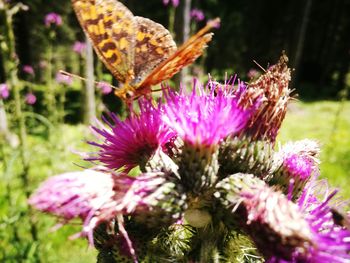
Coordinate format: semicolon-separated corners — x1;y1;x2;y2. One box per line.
72;0;219;101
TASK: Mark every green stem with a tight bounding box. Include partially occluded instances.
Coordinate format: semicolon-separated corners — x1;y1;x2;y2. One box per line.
58;86;66;123
0;144;21;244
4;5;40;255
328;88;348;147
169;7;175;37
46;40;56;124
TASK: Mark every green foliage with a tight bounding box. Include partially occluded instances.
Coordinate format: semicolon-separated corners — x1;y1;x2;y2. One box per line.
0;124;97;262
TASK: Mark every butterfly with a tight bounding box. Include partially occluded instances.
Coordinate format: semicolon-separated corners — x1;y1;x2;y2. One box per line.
72;0;219;101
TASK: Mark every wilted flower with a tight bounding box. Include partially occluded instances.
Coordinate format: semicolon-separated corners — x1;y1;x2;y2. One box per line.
0;83;9;99
25;93;36;105
88;99;176;172
162;80;251;148
239;54;291;142
72;41;86;55
190;8;205;22
97;82;112;95
44;12;62;27
163;0;179;7
56;71;73;85
22;65;34;76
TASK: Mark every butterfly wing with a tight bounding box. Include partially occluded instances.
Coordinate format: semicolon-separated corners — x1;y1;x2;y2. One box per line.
131;17;177;87
72;0;136;83
138;18;220;88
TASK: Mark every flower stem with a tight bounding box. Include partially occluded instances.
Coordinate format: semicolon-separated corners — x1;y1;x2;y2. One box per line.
3;3;40;254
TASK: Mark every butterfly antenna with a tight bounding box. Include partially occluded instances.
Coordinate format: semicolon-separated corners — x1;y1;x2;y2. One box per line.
253;60;267;72
59;70;119;90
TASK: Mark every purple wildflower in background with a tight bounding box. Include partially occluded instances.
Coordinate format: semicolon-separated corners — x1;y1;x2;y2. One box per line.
97;82;112;95
39;60;48;69
22;65;34;76
25;93;36;105
44;12;62;27
72;41;86;55
0;83;9;99
162;80;251;147
89;99;176;172
247;68;259;79
163;0;179;7
55;72;73;85
190;8;205;22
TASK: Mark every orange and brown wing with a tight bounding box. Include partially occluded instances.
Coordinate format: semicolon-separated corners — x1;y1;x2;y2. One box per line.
131;17;177;87
138;18;220;88
71;0;136;83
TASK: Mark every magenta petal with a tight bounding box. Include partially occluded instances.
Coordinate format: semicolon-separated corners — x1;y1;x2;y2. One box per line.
88;99;176;171
162;80;252;147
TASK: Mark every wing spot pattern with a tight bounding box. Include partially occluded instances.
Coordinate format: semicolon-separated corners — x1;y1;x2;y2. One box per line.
118;37;128;50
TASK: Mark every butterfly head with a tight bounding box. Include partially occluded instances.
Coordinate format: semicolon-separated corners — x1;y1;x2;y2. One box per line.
114;84;136;102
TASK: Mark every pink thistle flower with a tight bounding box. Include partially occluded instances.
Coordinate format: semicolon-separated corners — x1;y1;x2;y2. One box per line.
22;65;34;76
216;174;313;260
242;187;313;260
72;41;87;55
28;170;127;243
0;83;9;99
44;12;62;27
283;154;314;181
25;93;36;105
56;72;73;85
273;139;320;198
190;8;205;22
88;99;176;172
268;180;350;262
28;170;118;223
163;0;179;7
162;80;251;148
97;82;113;95
29;169;182;261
